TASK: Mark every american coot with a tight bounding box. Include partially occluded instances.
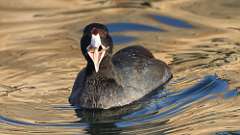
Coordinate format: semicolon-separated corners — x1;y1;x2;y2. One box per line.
69;23;172;109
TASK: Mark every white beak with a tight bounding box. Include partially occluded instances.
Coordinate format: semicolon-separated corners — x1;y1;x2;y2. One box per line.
87;34;107;72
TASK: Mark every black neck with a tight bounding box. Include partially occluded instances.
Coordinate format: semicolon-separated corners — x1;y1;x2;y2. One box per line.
86;55;116;79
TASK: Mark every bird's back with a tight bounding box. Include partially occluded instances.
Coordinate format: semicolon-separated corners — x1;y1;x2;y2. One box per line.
112;46;172;101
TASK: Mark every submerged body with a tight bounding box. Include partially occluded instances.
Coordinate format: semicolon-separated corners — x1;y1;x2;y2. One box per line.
69;23;172;109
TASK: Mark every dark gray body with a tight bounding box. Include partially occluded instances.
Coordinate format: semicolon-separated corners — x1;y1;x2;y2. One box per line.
69;46;172;109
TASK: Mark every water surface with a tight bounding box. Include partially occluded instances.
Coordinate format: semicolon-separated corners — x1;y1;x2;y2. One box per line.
0;0;240;135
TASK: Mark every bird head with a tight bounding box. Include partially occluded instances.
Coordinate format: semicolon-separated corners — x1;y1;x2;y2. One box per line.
81;23;113;73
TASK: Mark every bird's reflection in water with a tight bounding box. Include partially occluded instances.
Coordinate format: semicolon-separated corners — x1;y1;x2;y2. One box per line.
74;103;142;135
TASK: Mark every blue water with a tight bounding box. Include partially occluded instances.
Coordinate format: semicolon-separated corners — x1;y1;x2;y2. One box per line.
151;14;193;29
106;17;193;45
224;88;240;99
106;22;164;33
111;35;136;45
216;131;240;135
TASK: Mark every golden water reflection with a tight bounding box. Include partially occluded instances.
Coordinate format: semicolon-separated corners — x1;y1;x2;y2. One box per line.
0;0;240;134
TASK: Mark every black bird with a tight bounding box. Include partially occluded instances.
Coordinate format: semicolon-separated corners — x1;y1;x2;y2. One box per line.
69;23;172;109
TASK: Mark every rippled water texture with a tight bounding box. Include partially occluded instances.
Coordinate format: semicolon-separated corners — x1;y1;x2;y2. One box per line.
0;0;240;135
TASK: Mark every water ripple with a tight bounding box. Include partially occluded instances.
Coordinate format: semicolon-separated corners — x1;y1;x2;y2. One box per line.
151;14;193;29
106;22;164;33
0;75;230;135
